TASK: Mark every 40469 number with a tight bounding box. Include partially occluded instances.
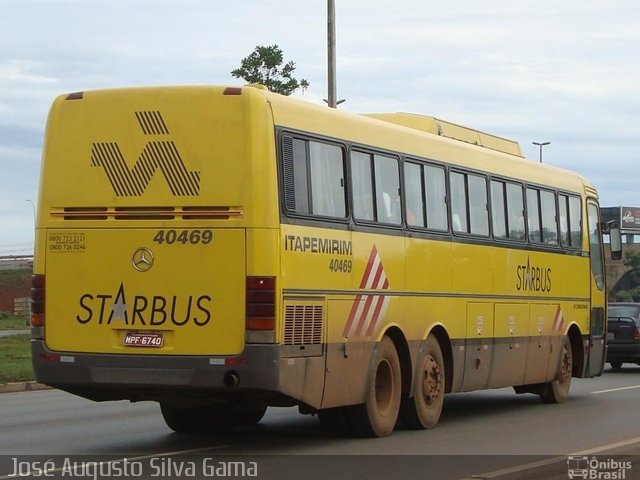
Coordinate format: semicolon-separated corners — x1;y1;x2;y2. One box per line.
153;229;213;245
329;258;352;273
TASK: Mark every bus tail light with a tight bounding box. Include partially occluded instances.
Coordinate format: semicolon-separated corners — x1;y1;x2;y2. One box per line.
246;276;275;331
223;87;242;96
31;274;46;327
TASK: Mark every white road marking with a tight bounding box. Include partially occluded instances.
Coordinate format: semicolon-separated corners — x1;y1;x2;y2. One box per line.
458;437;640;479
570;436;640;455
591;384;640;394
458;455;566;479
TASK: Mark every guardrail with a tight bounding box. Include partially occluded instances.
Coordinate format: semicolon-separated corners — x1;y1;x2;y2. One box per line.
0;255;33;261
0;255;33;271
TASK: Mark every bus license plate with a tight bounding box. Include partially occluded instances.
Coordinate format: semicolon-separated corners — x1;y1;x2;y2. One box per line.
123;332;164;348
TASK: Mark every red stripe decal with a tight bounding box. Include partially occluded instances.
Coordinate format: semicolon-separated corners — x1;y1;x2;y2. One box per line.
343;245;391;339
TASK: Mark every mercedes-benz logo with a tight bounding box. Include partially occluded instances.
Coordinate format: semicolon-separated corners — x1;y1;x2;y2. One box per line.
132;247;154;272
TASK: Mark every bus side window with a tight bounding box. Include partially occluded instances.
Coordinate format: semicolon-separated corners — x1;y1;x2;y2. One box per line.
452;214;463;232
309;141;346;218
450;171;468;233
526;187;541;243
382;192;392;220
404;161;424;227
282;135;346;219
424;164;448;231
506;182;526;241
374;154;401;225
491;180;508;239
351;151;375;221
540;189;558;245
569;196;582;247
468;173;489;236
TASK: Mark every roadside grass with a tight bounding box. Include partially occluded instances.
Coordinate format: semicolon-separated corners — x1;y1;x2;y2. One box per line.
0;334;33;384
0;313;30;330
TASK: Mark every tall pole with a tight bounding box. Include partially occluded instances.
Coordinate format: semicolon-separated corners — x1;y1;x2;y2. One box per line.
327;0;337;108
532;141;550;163
25;199;35;225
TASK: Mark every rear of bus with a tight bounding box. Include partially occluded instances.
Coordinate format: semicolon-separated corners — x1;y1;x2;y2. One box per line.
31;86;282;423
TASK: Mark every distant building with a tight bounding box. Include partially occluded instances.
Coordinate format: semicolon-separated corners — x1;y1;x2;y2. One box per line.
0;256;33;313
602;207;640;299
602;206;640;244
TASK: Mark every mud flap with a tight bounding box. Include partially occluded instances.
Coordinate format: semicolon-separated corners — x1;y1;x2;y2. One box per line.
586;306;606;377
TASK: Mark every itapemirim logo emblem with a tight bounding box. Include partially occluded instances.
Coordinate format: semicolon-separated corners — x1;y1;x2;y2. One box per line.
91;111;200;196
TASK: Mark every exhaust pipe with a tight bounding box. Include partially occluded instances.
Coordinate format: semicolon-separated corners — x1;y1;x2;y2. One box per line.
224;371;240;388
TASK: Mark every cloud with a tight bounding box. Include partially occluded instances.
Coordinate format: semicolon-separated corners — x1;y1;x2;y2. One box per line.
1;0;639;252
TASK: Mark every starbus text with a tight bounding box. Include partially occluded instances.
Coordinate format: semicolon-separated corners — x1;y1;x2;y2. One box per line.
76;283;212;326
516;258;552;293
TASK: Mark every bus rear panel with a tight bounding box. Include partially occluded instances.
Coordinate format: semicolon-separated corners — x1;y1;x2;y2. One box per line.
32;86;286;405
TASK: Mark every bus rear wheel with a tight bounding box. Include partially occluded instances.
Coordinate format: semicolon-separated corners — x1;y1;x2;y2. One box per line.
540;336;572;404
401;334;445;429
351;335;402;437
160;402;267;433
318;406;351;436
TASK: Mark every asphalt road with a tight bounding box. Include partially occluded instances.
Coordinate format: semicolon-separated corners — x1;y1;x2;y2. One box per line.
2;367;640;479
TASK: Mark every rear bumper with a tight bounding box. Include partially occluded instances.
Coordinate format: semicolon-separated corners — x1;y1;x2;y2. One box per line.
31;339;282;402
606;343;640;363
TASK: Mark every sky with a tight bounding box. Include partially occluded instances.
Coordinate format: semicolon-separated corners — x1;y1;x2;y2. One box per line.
1;0;639;255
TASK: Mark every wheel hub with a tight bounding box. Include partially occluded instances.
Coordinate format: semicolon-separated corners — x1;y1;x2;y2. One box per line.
422;355;442;405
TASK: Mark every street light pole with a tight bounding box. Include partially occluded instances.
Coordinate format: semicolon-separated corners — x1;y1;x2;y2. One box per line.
532;141;550;163
25;199;35;224
327;0;337;108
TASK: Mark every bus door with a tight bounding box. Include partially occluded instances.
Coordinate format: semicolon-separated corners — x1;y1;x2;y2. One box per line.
586;201;606;377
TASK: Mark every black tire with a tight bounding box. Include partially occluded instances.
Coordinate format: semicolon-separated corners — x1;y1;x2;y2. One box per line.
350;336;402;437
236;403;268;425
401;334;445;429
160;403;217;433
318;406;351;436
160;402;266;433
540;336;572;404
610;361;623;370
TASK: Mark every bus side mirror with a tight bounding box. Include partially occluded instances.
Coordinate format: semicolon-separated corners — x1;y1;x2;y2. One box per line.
607;220;622;260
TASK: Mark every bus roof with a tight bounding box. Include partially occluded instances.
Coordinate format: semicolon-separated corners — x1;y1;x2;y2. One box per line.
257;86;595;197
363;113;524;158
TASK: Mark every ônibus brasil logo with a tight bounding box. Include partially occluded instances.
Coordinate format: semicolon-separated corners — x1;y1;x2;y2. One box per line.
567;456;632;479
91;111;200;196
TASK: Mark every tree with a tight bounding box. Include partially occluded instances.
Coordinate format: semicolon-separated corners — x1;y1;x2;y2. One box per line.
231;44;309;96
610;250;640;301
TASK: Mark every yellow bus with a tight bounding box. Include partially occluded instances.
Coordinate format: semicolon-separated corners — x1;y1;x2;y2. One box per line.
31;85;621;437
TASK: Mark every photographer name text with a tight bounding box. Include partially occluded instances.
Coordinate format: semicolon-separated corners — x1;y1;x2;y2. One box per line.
9;457;258;479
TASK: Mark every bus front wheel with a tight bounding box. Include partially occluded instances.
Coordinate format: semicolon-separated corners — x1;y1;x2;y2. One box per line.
540;336;572;404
